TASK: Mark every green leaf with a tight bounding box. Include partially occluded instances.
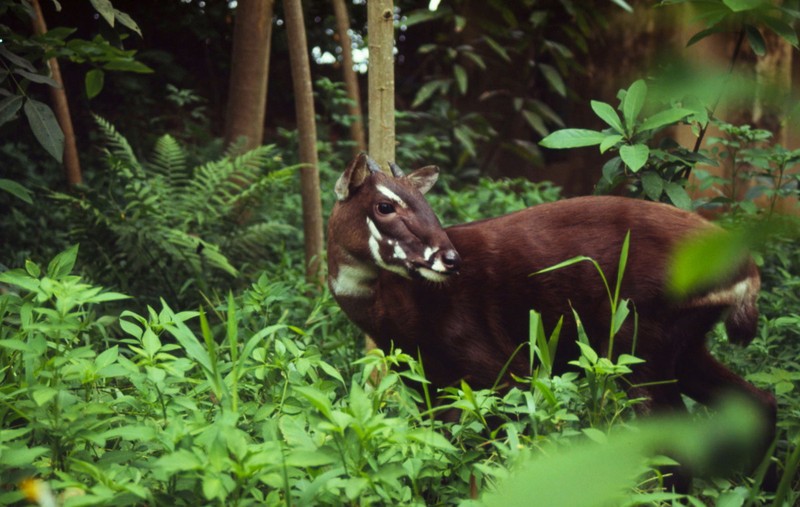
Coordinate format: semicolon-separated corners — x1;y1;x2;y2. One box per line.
600;134;623;154
453;64;467;95
14;69;60;87
0;178;33;204
641;172;664;200
639;108;694;132
540;129;607;149
47;245;79;278
619;144;650;172
609;0;633;12
454;125;477;156
722;0;765;12
89;0;115;26
0;95;24;127
745;25;766;56
591;101;624;133
24;99;64;162
114;9;143;36
484;36;511;62
762;16;799;47
622;79;647;131
539;63;566;97
687;26;725;47
664;181;692;210
412;79;447;108
85;69;105;99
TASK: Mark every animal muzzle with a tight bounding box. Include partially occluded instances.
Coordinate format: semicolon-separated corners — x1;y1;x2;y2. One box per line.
412;247;461;281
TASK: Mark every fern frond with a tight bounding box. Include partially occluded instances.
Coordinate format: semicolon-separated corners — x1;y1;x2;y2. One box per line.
148;134;189;188
223;221;298;262
161;229;239;277
92;115;142;176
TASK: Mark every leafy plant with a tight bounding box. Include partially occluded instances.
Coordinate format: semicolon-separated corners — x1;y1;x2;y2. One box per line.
400;0;633;175
50;117;298;309
0;0;148;160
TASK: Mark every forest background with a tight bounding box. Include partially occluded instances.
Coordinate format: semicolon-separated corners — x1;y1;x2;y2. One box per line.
1;0;800;505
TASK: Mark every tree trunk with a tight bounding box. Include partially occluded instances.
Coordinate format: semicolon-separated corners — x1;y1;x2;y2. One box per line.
365;0;396;357
30;0;81;186
332;0;366;155
367;0;396;167
224;0;274;151
284;0;324;285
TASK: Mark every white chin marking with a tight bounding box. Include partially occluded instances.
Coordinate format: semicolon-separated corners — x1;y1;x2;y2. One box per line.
417;267;449;283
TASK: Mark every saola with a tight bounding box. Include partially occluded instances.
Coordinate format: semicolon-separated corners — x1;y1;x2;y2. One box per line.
327;153;776;486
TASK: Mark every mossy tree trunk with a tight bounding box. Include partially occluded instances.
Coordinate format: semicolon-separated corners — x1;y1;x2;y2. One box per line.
224;0;274;151
30;0;81;186
332;0;366;155
284;0;324;285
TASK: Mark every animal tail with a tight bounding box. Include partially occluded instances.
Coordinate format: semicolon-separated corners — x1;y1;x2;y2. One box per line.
724;265;761;346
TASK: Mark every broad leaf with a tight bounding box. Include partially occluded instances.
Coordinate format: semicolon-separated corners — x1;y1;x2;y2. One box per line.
0;178;33;204
639;108;693;132
622;79;647;132
591;100;624;134
641;172;664;201
85;69;105;99
722;0;765;12
664;181;692;210
540;129;606;149
539;63;566;97
24;99;64;162
89;0;115;27
619;143;649;172
745;25;766;56
0;95;23;126
453;64;467;95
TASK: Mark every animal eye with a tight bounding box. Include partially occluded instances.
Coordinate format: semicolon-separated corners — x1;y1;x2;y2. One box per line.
376;202;396;215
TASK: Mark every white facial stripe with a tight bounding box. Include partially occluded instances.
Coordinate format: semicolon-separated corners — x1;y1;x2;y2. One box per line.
366;217;381;241
376;185;408;208
423;246;439;261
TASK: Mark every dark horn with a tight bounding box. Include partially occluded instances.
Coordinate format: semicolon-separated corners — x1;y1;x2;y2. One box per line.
366;157;382;174
389;162;405;178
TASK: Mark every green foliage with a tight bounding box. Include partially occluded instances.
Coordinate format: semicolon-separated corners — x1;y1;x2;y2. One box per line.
0;0;149;160
540;1;799;208
400;1;630;174
50;117;298;309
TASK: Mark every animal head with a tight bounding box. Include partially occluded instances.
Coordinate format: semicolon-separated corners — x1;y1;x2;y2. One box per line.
329;153;461;282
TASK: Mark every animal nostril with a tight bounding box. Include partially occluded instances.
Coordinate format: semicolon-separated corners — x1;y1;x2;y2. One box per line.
441;250;461;270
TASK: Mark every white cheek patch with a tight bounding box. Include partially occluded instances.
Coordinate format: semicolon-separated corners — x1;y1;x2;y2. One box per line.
376;185;408;208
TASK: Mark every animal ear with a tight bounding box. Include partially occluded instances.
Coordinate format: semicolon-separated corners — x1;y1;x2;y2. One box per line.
406;165;439;195
335;153;371;201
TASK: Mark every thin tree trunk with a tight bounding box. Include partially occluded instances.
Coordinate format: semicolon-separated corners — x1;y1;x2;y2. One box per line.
225;0;274;151
367;0;396;167
365;0;395;357
284;0;324;285
332;0;366;155
30;0;81;186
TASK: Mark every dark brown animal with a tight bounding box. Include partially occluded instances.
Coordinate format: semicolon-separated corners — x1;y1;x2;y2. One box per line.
327;154;776;479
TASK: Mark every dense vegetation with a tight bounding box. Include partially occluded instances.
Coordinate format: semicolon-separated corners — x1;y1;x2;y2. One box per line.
2;0;799;506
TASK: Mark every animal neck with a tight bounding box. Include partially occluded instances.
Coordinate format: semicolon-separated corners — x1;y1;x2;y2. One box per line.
327;244;379;299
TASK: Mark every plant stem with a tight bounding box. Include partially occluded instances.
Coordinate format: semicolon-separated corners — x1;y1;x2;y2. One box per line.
682;26;747;181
